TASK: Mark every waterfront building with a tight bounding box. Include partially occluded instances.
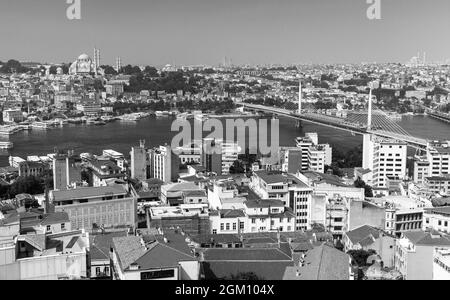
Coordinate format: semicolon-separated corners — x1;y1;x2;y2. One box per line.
50;184;138;231
2;109;23;123
362;134;407;188
18;161;49;178
76;101;102;116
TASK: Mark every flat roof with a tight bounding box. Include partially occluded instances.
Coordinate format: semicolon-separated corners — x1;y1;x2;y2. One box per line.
51;185;128;202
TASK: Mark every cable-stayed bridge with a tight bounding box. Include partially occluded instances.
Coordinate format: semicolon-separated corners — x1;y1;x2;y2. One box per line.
241;80;428;149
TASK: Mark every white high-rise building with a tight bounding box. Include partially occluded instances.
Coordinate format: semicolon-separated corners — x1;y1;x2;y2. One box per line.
363;134;407;188
149;145;178;183
295;133;332;173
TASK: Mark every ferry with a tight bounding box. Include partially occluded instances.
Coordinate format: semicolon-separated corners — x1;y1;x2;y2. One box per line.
120;112;150;121
31;122;51;130
176;112;193;120
93;120;106;126
0;141;13;150
194;113;209;122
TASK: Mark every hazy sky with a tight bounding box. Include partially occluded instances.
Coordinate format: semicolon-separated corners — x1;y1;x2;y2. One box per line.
0;0;449;66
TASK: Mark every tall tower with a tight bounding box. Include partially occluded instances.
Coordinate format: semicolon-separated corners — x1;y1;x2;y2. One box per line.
298;79;302;114
116;57;122;73
367;87;372;130
93;48;98;75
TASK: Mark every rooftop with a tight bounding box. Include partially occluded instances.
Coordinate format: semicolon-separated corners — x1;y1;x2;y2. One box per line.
282;244;350;280
51;185;128;202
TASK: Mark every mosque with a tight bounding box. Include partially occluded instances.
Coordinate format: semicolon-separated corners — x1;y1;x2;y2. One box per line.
69;48;101;75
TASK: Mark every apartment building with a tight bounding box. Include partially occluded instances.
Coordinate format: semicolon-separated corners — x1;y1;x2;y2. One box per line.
50;184;137;231
209;199;295;234
363;134;407;188
423;207;450;234
250;171;313;231
295;133;332;173
395;231;450;280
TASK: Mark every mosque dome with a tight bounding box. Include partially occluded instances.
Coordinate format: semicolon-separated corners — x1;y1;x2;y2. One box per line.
69;53;96;75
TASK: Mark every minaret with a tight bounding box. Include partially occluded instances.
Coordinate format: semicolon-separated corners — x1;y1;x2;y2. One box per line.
94;47;98;75
116;57;122;73
368;87;372;130
298;79;302;114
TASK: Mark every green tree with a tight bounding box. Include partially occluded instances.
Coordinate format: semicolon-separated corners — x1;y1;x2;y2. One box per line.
354;178;373;198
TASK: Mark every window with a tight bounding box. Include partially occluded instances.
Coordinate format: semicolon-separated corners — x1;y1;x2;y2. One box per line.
220;223;224;231
251;219;256;224
104;267;110;275
212;229;217;235
61;223;65;230
96;267;101;276
46;225;51;232
226;223;230;231
232;223;237;230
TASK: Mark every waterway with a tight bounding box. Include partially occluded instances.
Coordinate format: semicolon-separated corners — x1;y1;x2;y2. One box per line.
0;115;448;166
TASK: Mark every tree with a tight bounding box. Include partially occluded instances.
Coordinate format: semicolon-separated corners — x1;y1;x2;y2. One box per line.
347;249;377;267
143;66;158;77
101;65;117;75
354;178;373;198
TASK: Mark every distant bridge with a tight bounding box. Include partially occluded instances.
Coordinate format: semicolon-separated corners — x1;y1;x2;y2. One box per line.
242;103;428;149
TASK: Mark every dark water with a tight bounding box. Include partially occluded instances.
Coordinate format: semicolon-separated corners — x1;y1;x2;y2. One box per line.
0;115;448;166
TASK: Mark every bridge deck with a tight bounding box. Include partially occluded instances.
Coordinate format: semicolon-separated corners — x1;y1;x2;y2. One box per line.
243;103;427;147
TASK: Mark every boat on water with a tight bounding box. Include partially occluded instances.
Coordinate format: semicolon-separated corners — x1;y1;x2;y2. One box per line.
194;113;209;121
120;112;149;121
93;120;106;126
0;141;13;150
176;112;193;120
68;117;84;124
101;116;116;123
31;122;52;130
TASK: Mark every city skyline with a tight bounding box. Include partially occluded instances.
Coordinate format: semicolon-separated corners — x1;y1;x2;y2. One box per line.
1;0;450;66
